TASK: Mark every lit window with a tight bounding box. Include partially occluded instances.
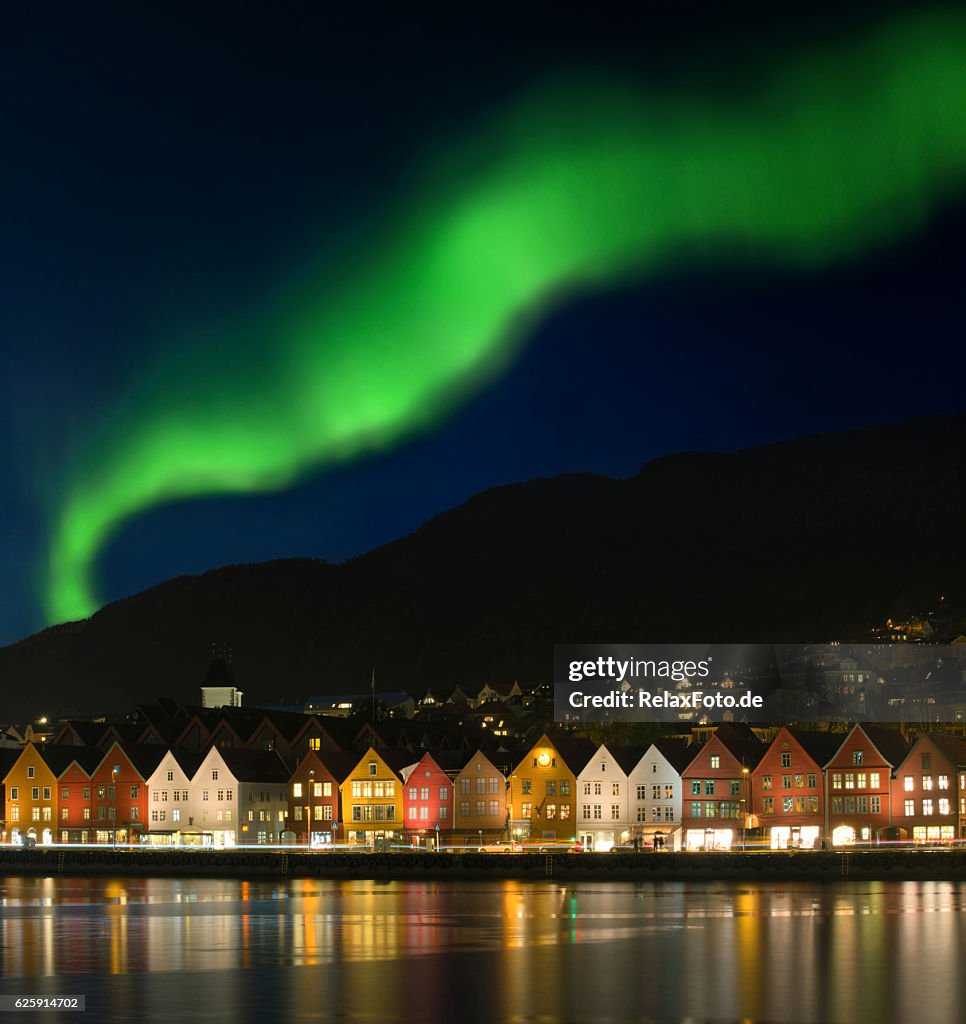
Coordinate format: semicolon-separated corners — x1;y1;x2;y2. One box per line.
852;752;863;766
904;777;914;792
710;756;720;769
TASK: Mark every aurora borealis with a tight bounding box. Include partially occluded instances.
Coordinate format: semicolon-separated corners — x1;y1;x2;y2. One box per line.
43;9;966;625
3;4;966;643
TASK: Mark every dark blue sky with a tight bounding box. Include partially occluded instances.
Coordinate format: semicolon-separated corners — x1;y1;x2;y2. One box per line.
2;2;963;645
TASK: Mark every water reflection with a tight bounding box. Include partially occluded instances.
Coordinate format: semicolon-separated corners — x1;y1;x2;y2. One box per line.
1;876;965;1022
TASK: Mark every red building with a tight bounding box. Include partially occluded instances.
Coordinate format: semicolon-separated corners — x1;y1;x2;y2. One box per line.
824;724;909;846
402;752;453;849
287;750;356;846
890;733;966;844
681;723;766;851
42;746;102;843
89;743;166;844
752;728;841;849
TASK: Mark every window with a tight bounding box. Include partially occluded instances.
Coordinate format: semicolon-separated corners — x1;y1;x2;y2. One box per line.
939;775;950;790
42;787;51;801
61;807;69;821
61;787;69;800
730;781;740;797
582;804;591;819
594;782;601;795
795;797;807;813
27;766;34;779
795;774;805;789
294;783;303;798
295;806;304;821
781;752;791;768
870;797;881;813
32;787;39;800
212;770;219;781
762;776;772;791
808;796;818;814
710;755;720;769
488;778;499;795
636;785;646;800
476;800;486;816
489;800;499;816
521;779;532;795
636;807;647;821
476;778;487;795
32;808;40;821
939;798;951;815
690;781;701;796
651;763;657;774
83;808;90;820
461;778;471;795
84;787;90;800
807;774;817;789
167;771;174;782
690;801;703;817
663;784;674;800
10;787;17;801
831;797;843;814
762;797;774;814
868;773;880;789
309;738;320;751
664;807;674;822
592;805;601;819
546;781;556;797
202;790;209;801
652;785;661;800
922;776;933;791
546;804;557;820
419;807;429;821
857;797;868;814
420;787;430;800
560;781;570;796
368;762;377;777
923;799;934;816
856;774;866;789
783;797;794;813
460;801;470;817
130;807;139;821
782;775;792;790
651;806;661;822
844;774;855;790
844;797;856;814
921;753;932;770
853;751;863;766
831;773;842;790
704;781;715;796
521;803;531;818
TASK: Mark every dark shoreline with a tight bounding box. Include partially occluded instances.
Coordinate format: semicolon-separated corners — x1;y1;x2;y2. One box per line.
3;849;966;882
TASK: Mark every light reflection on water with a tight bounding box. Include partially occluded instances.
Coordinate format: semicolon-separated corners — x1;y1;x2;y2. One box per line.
0;876;964;1023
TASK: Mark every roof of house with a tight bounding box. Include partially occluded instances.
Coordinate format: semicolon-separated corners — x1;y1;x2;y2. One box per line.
859;725;912;768
652;738;697;774
546;734;599;776
218;748;294;783
40;744;103;777
786;728;849;767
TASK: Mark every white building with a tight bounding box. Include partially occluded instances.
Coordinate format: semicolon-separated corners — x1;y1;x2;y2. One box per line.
626;740;693;851
575;744;637;851
144;749;205;845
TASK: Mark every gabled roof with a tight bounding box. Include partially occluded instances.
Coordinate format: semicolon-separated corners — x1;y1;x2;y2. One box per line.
603;744;647;776
310;750;360;784
219;748;293;784
546;734;598;776
40;744;102;777
52;721;104;746
860;725;911;768
105;742;169;780
785;729;848;767
169;747;206;779
652;738;695;774
710;723;767;769
911;732;966;768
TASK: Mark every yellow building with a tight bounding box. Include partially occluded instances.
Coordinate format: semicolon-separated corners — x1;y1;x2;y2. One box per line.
3;742;58;845
507;734;595;843
340;749;408;847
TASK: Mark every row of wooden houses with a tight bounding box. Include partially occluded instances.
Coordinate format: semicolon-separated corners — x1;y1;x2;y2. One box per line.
4;719;966;850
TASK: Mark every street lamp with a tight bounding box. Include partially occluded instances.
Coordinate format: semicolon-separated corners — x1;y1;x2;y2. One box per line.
741;767;750;851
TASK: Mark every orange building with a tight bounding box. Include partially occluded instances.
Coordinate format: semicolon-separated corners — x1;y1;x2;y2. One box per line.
452;749;509;846
3;742;58;845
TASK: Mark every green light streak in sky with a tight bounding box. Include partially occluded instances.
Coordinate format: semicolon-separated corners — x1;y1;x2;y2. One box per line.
46;10;966;622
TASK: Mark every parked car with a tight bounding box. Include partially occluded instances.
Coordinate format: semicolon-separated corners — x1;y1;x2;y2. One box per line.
477;841;522;854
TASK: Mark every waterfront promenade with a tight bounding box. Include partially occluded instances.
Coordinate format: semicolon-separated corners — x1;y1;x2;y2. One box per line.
3;847;966;881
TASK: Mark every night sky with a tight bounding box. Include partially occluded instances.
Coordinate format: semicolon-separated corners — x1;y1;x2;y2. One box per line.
2;3;966;646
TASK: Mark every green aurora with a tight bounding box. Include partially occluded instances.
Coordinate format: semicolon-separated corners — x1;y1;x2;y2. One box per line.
46;9;966;623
